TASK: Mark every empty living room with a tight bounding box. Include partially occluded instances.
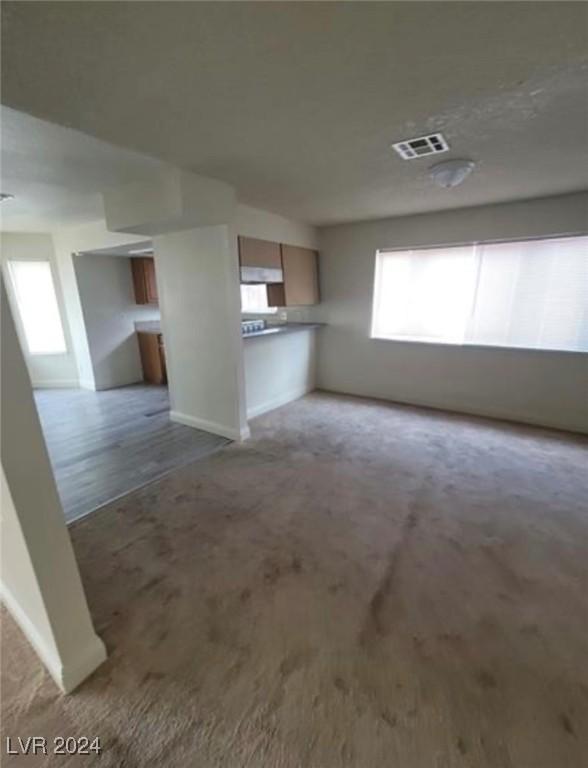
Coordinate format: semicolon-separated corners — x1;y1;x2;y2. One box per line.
1;2;587;767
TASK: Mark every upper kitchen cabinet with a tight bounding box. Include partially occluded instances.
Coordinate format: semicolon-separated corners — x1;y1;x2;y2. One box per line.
268;245;320;307
131;256;158;304
282;245;320;306
238;235;320;306
238;236;282;269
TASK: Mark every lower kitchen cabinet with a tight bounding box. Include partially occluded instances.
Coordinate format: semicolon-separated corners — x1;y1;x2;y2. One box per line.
137;332;167;385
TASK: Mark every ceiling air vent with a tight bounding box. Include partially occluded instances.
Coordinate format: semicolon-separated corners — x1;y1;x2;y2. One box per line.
392;133;449;160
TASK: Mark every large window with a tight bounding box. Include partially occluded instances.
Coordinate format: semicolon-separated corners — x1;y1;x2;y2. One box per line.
371;235;588;352
7;260;67;355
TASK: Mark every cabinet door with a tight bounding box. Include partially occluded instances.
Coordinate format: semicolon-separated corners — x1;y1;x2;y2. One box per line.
131;258;158;304
158;335;167;385
238;236;282;269
144;258;158;303
266;283;286;308
131;258;148;304
282;245;319;306
137;332;165;384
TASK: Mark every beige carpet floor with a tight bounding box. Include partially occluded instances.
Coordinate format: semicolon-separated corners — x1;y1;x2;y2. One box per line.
2;392;587;767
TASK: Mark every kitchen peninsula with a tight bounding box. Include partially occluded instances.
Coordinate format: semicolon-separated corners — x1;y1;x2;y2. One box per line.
238;234;323;421
242;322;323;419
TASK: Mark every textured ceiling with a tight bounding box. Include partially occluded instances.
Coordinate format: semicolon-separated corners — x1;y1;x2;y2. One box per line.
1;1;587;226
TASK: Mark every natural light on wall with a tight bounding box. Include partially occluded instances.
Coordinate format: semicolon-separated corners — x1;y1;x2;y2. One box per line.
8;260;67;355
371;235;588;353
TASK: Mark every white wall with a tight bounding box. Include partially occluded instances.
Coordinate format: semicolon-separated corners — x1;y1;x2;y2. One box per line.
317;192;588;434
244;330;317;419
1;279;106;691
1;470;60;672
74;254;160;390
52;220;149;389
0;232;79;387
234;204;318;250
104;168;237;236
154;225;248;440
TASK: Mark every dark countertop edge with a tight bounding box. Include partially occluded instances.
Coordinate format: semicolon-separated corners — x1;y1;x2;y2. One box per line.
242;322;325;340
135;322;325;339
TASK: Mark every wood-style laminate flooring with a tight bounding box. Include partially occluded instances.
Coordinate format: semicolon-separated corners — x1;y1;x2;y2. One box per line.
34;384;229;523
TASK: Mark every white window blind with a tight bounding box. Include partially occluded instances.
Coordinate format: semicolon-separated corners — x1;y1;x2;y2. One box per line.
7;260;67;355
372;244;477;344
469;238;588;351
371;235;588;352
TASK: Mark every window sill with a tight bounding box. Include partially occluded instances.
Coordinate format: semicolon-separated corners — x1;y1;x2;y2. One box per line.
369;335;586;355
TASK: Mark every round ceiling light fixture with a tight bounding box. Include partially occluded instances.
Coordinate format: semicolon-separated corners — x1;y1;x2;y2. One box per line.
429;159;476;189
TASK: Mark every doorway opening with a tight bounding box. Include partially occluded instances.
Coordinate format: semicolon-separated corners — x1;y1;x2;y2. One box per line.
4;239;229;523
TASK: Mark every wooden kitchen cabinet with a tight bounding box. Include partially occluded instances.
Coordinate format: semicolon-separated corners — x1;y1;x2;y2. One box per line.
238;236;282;269
137;332;167;385
131;257;158;304
267;245;320;307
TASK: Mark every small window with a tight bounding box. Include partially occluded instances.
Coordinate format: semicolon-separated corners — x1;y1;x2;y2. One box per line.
371;235;588;353
240;284;277;314
7;260;67;355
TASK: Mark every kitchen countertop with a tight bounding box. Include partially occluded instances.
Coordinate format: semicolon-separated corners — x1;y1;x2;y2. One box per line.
242;322;325;339
135;322;162;334
135;321;324;339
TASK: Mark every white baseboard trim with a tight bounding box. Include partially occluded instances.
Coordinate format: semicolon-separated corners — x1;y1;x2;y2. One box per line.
0;581;106;693
92;376;144;392
169;410;247;441
31;379;79;389
78;379;97;391
318;386;588;436
0;580;62;687
246;385;311;420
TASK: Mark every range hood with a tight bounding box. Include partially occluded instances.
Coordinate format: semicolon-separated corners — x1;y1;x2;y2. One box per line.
240;265;283;284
